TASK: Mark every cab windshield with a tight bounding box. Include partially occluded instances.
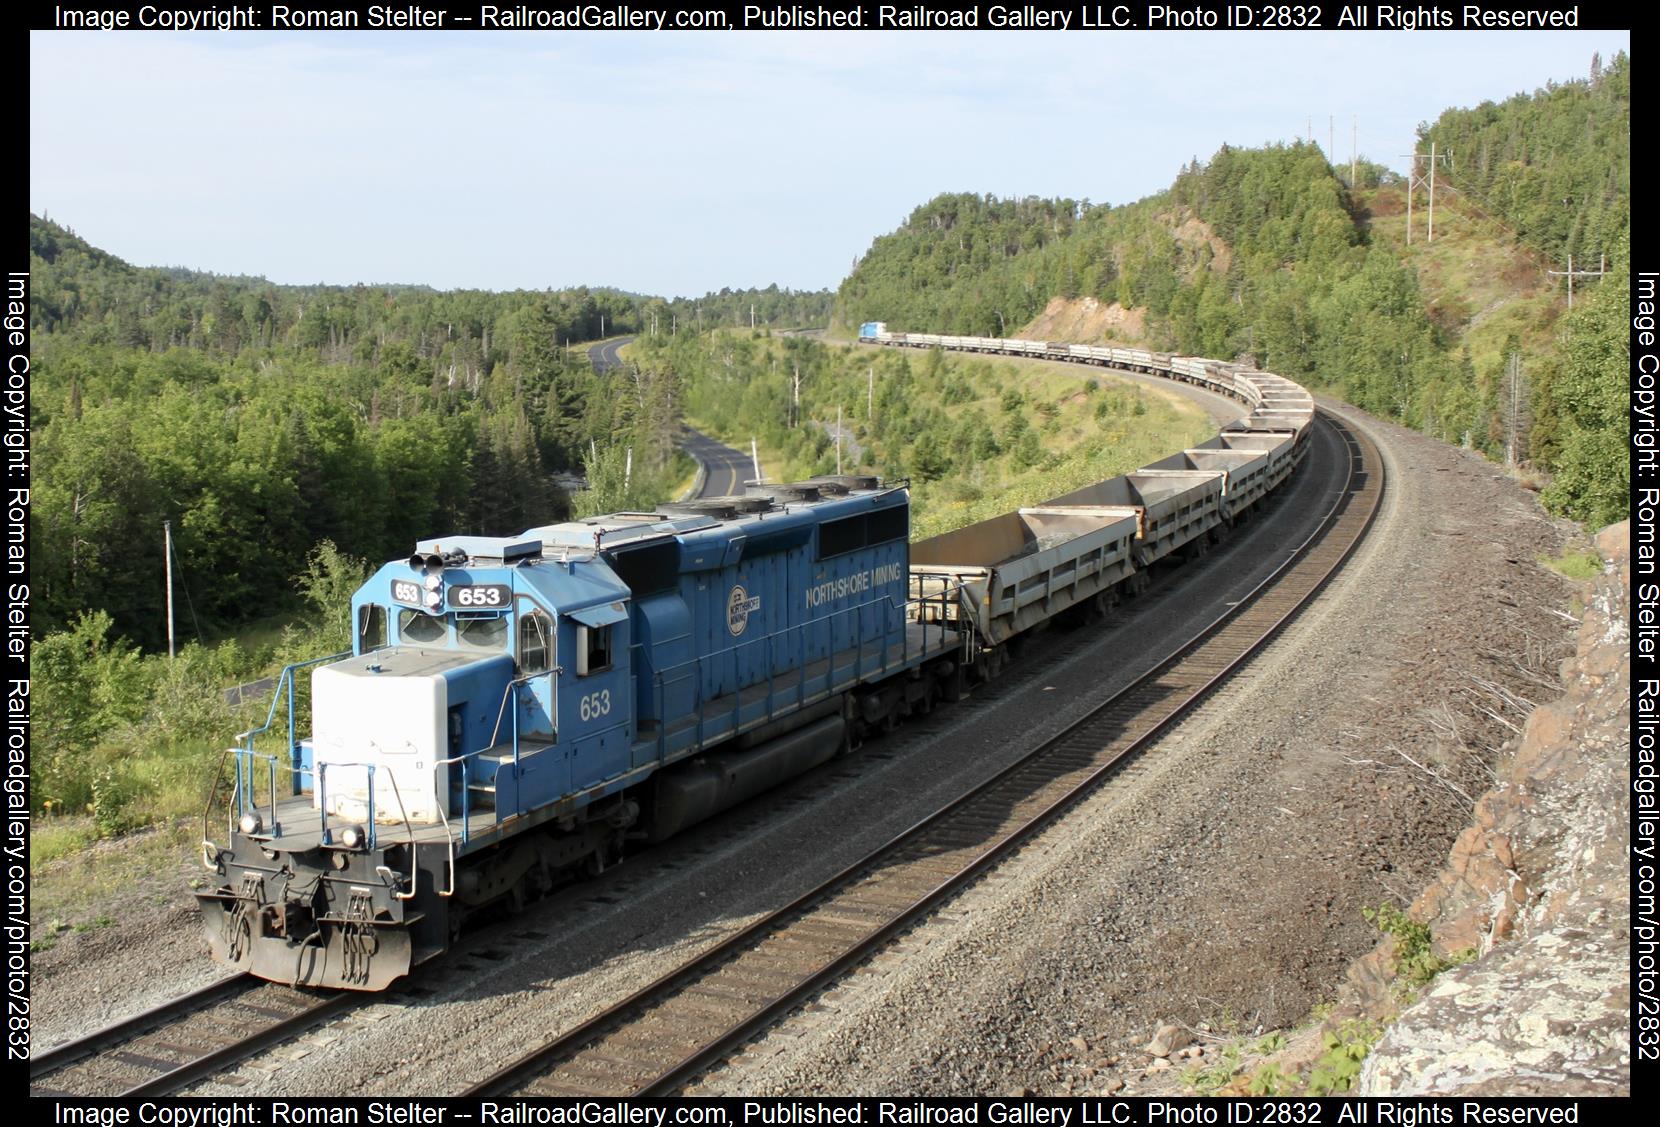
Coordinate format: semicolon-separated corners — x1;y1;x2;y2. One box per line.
456;616;509;652
397;608;446;644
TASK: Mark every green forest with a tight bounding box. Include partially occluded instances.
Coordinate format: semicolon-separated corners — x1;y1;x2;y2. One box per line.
29;216;831;649
834;53;1630;527
26;221;829;838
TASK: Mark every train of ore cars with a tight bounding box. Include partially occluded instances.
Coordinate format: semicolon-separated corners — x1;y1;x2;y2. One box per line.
196;322;1316;989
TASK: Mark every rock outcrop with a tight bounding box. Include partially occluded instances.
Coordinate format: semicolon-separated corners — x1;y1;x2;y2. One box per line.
1358;522;1632;1095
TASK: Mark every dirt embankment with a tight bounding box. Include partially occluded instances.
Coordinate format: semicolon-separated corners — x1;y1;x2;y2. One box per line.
1019;297;1147;345
1197;521;1633;1097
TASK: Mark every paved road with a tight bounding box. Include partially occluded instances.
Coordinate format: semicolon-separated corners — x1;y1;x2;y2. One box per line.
585;336;752;500
586;336;632;373
681;428;755;499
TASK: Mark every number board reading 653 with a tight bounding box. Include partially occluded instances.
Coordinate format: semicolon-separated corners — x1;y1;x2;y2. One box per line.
447;584;511;609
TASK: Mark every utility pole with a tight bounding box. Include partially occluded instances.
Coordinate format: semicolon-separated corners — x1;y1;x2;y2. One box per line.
1548;254;1607;310
836;405;843;475
750;303;756;329
164;520;175;659
1428;140;1437;242
751;438;762;484
1504;351;1525;466
867;367;874;420
1399;143;1452;244
1351;115;1357;189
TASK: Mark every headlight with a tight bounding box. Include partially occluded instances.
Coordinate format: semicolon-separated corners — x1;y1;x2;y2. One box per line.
341;824;367;850
238;811;263;835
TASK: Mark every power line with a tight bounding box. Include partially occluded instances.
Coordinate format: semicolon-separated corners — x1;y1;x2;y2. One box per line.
1547;254;1608;310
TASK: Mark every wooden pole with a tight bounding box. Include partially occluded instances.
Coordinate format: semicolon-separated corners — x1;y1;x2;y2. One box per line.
164;520;175;659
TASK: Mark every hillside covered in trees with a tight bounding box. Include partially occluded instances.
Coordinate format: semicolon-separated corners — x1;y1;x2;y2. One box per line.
28;216;830;649
27;221;831;833
834;54;1629;527
1419;50;1628;270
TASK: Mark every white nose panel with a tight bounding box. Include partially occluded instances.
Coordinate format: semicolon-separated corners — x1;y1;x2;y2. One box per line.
312;659;448;824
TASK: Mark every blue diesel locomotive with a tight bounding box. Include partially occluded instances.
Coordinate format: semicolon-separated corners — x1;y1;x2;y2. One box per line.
198;479;967;989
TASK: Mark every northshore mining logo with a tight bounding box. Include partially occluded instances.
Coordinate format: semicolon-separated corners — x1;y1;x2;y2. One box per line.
728;585;762;636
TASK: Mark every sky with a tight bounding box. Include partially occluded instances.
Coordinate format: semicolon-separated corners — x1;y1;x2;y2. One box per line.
30;27;1630;299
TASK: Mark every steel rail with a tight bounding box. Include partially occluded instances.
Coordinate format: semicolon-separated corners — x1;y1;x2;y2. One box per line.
29;974;356;1097
30;973;251;1079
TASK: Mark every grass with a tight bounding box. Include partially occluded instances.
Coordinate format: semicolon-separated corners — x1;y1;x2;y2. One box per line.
1181;1042;1245;1095
1364;902;1479;991
30;817;204;934
905;354;1213;540
1542;549;1604;580
690;342;1213;542
32;816;98;866
1307;1020;1381;1095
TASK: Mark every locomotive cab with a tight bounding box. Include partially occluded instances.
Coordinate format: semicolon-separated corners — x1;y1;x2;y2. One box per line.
197;535;639;990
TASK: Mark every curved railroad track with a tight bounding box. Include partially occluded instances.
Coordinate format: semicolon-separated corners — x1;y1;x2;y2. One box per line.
465;408;1382;1097
29;974;354;1097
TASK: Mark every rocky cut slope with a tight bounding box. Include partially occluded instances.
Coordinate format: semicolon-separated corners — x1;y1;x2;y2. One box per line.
1358;521;1633;1095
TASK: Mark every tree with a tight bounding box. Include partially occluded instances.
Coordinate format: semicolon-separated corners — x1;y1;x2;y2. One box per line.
1542;254;1628;525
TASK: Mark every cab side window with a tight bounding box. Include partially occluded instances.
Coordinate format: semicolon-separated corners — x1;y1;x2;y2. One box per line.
358;604;387;652
518;612;552;674
577;624;612;676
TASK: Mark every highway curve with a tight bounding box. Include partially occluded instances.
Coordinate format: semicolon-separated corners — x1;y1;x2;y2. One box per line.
586;336;754;500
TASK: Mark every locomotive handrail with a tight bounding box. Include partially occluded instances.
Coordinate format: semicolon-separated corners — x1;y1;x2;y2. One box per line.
234;650;351;762
426;674;536;847
204;651;349;855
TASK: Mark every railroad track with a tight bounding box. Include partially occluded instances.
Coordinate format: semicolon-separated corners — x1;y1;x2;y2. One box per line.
29;974;355;1096
466;409;1383;1097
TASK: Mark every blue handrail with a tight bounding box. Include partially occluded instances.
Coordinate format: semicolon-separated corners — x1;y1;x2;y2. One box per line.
231;651;348;834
